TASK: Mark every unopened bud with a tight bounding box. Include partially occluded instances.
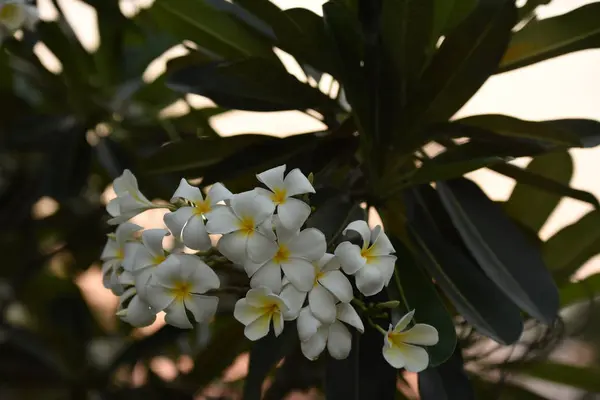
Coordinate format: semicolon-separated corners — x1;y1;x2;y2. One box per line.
375;300;400;309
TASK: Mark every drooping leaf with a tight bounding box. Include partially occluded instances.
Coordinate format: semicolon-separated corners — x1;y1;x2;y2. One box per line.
559;273;600;308
436;178;559;324
418;343;475;400
499;2;600;72
204;0;275;39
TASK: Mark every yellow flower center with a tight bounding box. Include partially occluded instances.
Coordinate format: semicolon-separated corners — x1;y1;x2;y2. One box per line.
313;263;324;287
116;248;125;260
273;244;290;263
262;302;280;316
270;188;287;205
170;280;193;302
152;254;166;265
0;4;19;21
360;245;377;264
192;198;212;215
238;216;255;235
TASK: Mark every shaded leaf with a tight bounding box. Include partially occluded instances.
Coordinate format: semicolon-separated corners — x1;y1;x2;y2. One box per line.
559;273;600;308
418;343;475;400
507;361;600;393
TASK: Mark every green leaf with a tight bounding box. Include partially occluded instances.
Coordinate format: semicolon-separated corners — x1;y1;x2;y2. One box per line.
418;344;475;400
243;322;298;400
388;238;457;366
499;2;600;73
404;187;523;344
502;152;573;233
559;273;600;308
543;209;600;283
405;0;516;131
445;0;478;32
148;0;274;59
437;178;559;323
491;162;599;209
508;361;600;393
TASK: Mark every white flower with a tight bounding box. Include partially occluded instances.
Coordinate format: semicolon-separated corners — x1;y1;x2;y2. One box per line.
106;170;155;225
382;310;439;372
164;179;232;251
279;254;353;324
245;221;326;294
297;303;364;360
0;0;38;33
205;190;276;264
256;165;314;230
145;254;220;329
233;286;289;340
130;229;170;299
100;222;142;295
334;221;397;296
116;286;157;328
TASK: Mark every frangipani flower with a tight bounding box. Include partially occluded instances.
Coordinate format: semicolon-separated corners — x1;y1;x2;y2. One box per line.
279;254;353;324
130;229;170;298
146;254;220;329
106;170;155;225
206;190;276;264
297;303;364;360
0;0;38;34
256;165;314;230
335;221;397;296
246;223;326;294
382;310;439;372
233;286;289;340
164;179;232;250
100;222;142;295
116;286;157;328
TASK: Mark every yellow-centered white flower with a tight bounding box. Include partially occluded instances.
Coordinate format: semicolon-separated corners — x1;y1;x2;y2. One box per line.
205;190;276;264
164;179;232;251
106;170;155;225
0;0;38;34
334;221;397;296
256;165;314;231
116;286;157;328
382;310;439;372
145;254;220;329
233;286;289;341
297;303;364;360
130;229;170;299
100;222;142;295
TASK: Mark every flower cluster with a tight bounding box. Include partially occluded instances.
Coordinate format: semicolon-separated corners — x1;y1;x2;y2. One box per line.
100;165;439;371
0;0;38;43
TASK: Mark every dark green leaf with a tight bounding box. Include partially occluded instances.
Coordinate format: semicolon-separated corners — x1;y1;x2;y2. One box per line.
503;152;574;233
499;2;600;72
418;344;475;400
507;361;600;393
437;178;559;323
404;188;523;344
445;0;478;32
559;273;600;308
204;0;275;39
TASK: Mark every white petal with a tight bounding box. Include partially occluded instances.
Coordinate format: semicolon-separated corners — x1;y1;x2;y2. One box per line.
245;313;272;340
287;228;326;261
278;198;311;231
272;311;284;337
336;303;364;333
145;284;175;311
171;178;203;203
319;270;353;303
121;295;156;327
370;255;397;286
355;265;385;296
122;242;143;271
309;284;336;324
334;242;365;275
141;229;168;258
274;217;298;244
207;182;233;204
131;247;156;272
281;258;315;292
217;231;248;264
401;324;439;346
182;215;212;251
106;198;121;218
165;301;193;329
177;254;220;293
280;284;307;320
185;294;218;323
321;254;341;273
256;165;286;192
100;239;119;261
382;342;406;369
151;254;182;287
133;268;153;299
205;206;240;234
250;261;282;293
118;287;136;309
107;212;135;225
247;232;278;264
297;307;322;342
244;260;265;277
234;298;263;325
327;321;352;360
257;214;276;240
163;207;194;239
397;343;430;373
114;169;139;195
119;270;135;286
115;222;142;247
231;190;275;225
394;310;415;333
300;326;328;360
343;220;371;249
283;168;315;196
118;192;151;213
370;229;396;256
245;286;275;307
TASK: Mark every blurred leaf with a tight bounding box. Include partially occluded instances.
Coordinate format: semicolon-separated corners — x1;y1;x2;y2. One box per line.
507;361;600;393
502;152;574;233
444;0;478;32
204;0;275;39
472;378;550;399
418;344;474;400
499;2;600;72
559;273;600;308
404;188;523;344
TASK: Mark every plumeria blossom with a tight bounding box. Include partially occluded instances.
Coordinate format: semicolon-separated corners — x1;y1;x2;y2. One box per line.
205;190;277;264
246;221;326;294
280;253;353;324
164;179;232;251
234;286;289;340
297;303;364;360
0;0;38;40
130;229;170;299
106;170;156;225
335;221;397;296
100;222;142;295
146;254;220;329
382;310;439;372
256;165;315;231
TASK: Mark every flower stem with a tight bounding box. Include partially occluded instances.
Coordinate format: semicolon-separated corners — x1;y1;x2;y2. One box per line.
367;317;388;336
